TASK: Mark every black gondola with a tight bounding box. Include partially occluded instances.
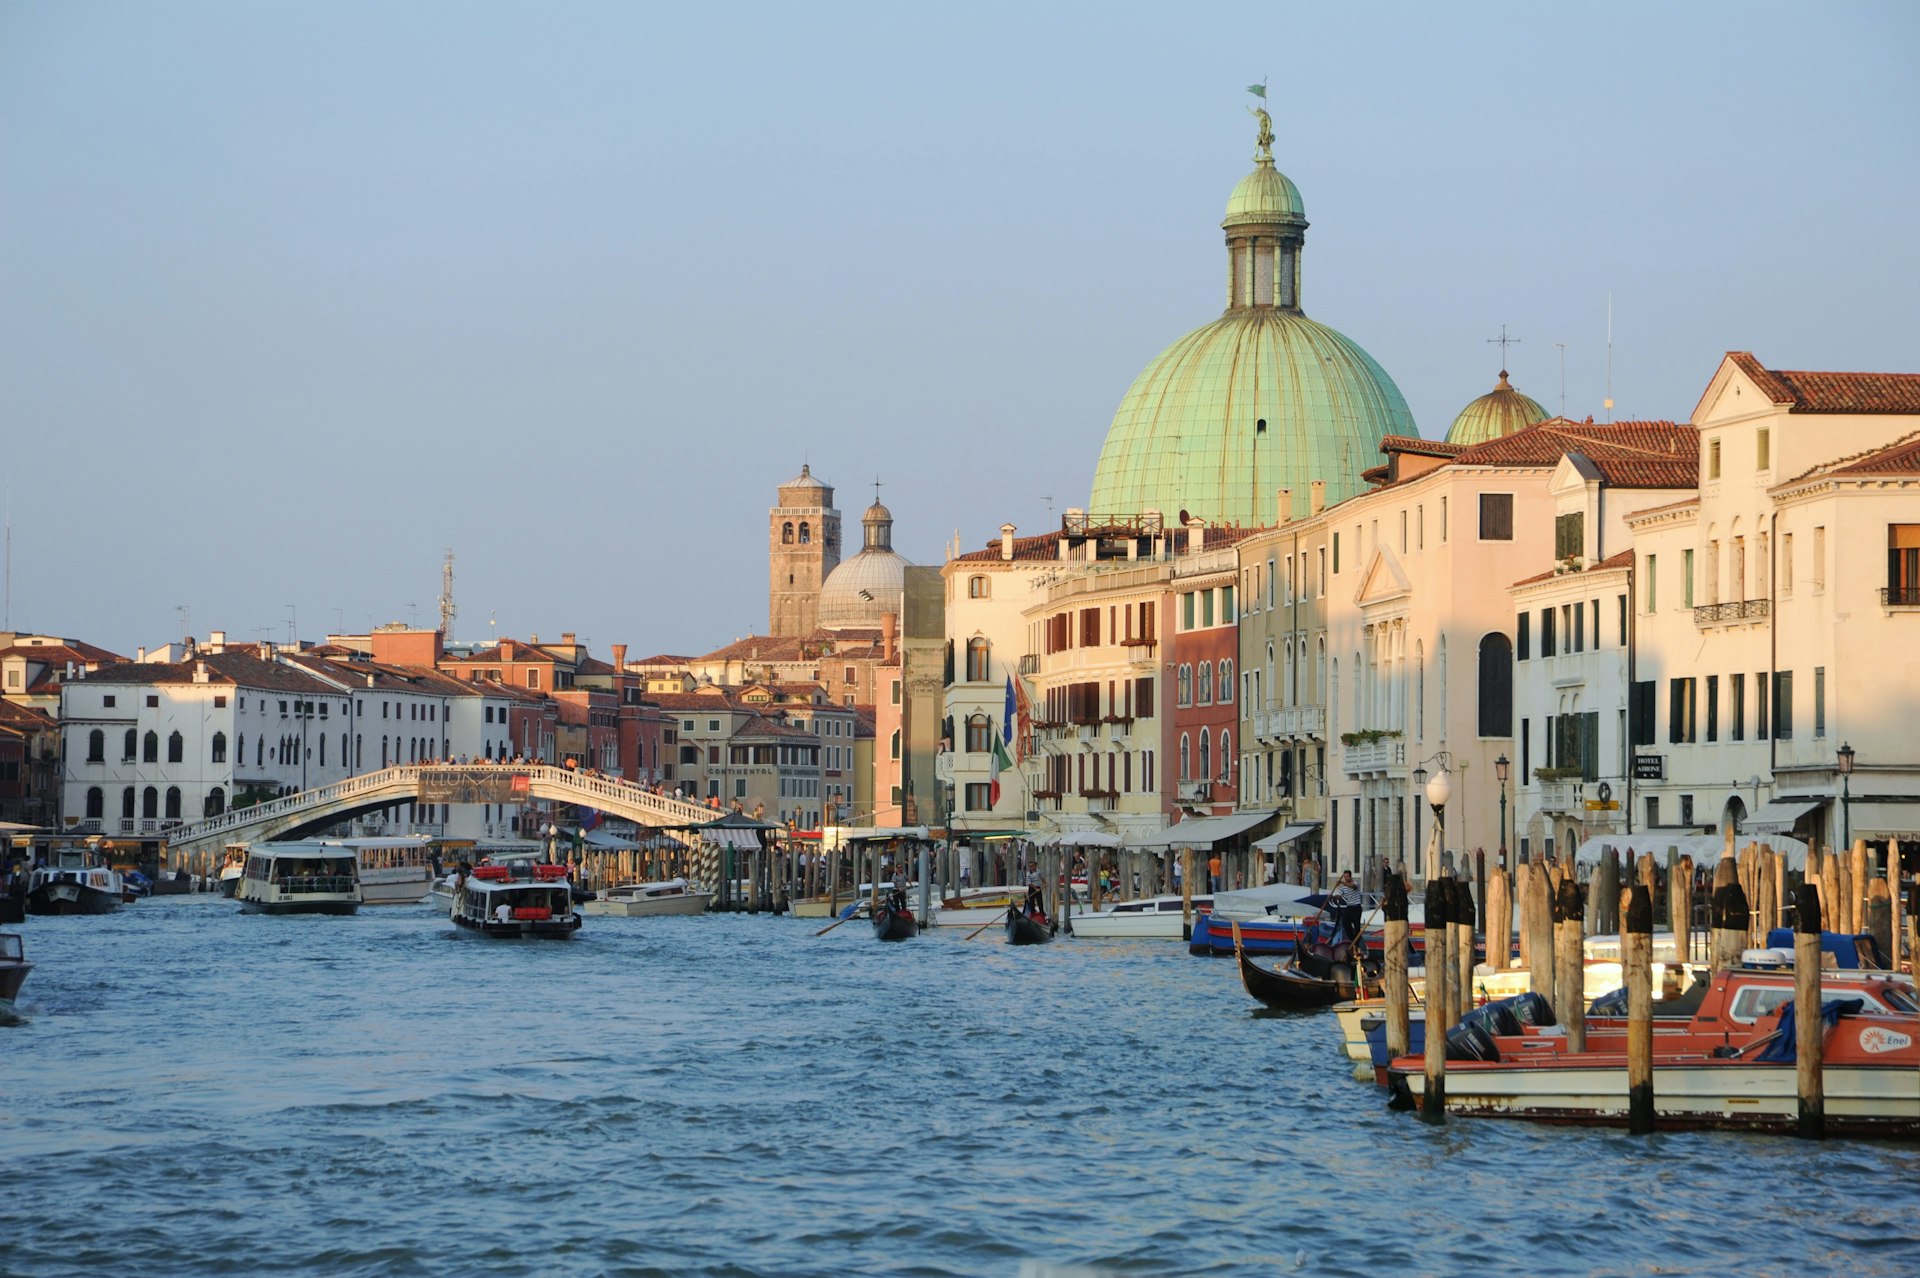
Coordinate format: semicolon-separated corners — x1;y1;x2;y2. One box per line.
1006;907;1055;946
1233;919;1374;1010
872;899;918;941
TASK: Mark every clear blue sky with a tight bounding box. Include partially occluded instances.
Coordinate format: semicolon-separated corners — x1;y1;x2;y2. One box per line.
4;1;1915;659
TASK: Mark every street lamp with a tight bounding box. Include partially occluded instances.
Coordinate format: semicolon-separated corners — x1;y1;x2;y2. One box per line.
544;822;559;864
1494;754;1510;869
1412;764;1427;876
1836;742;1856;853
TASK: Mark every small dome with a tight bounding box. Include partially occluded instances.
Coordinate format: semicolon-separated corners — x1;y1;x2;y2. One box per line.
1223;159;1305;228
1446;371;1549;447
817;547;909;630
783;463;828;489
863;501;893;525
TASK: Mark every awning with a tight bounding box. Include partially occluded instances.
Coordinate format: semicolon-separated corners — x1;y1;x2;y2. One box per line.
1743;799;1822;835
1252;821;1323;853
1574;831;1808;873
1837;801;1920;840
583;828;640;852
1045;831;1120;848
1129;809;1278;851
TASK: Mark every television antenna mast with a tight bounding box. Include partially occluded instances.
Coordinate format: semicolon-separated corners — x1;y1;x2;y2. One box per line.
1554;343;1568;416
438;548;457;639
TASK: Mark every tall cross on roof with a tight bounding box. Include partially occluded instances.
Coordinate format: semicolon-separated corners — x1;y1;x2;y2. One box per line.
872;476;883;505
1488;325;1521;372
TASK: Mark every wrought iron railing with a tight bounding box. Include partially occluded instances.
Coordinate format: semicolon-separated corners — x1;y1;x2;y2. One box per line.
1692;599;1770;626
1881;585;1920;606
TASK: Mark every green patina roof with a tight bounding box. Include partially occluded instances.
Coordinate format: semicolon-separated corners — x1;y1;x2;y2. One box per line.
1446;371;1549;447
1089;310;1414;524
1223;158;1304;228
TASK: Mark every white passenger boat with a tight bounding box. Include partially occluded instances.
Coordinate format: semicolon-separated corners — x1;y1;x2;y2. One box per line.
233;842;360;915
1066;895;1216;939
429;842;545;912
217;844;248;899
450;862;581;938
582;877;712;917
26;849;123;915
339;836;437;905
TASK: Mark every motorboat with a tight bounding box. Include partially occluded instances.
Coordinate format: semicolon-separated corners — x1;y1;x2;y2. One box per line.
339;836;438;905
26;848;123;915
234;842;360;915
1385;965;1920;1134
450;862;582;938
0;932;31;1002
217;844;248;898
1066;895;1214;940
582;877;713;917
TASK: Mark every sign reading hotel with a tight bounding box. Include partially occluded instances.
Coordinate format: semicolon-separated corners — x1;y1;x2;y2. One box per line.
1632;755;1665;781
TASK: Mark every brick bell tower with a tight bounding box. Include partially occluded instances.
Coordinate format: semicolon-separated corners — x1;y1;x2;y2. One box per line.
768;464;841;637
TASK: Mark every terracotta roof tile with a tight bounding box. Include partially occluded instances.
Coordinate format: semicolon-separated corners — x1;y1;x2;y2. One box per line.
0;699;56;730
1784;428;1920;484
1731;352;1920;414
1511;547;1635;589
1448;418;1699;488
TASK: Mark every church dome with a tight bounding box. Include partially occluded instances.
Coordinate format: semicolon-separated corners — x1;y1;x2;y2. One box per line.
1089;123;1412;525
1446;371;1548;447
817;496;910;630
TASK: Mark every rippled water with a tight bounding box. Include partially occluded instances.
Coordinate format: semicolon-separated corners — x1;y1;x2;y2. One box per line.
3;895;1916;1277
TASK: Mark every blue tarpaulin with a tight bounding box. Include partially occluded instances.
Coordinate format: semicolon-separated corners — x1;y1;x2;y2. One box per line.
1753;997;1864;1062
1763;930;1886;969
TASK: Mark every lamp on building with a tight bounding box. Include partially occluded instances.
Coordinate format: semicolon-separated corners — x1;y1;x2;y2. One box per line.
1836;742;1856;853
1494;753;1511;869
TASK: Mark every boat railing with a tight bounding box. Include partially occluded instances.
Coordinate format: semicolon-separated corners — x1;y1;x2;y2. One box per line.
276;875;357;895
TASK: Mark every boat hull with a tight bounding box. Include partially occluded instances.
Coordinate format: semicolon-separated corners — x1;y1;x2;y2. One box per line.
872;904;918;941
239;898;360;916
452;912;582;938
26;883;120;916
1007;912;1055;946
582;892;713;917
0;962;29;1002
1188;912;1304;955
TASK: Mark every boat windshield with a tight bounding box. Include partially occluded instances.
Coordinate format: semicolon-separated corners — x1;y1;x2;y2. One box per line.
272;858;356;894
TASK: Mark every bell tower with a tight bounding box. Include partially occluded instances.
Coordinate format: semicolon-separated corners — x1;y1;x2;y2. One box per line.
769;464;841;636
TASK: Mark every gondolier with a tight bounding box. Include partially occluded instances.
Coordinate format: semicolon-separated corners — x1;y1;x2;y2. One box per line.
1327;871;1365;941
1023;862;1045;918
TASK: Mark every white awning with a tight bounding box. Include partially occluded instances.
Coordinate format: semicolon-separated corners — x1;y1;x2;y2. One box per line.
1574;831;1808;873
1837;802;1920;840
1129;809;1277;851
1743;799;1822;835
1045;831;1121;848
1252;821;1323;853
583;828;641;852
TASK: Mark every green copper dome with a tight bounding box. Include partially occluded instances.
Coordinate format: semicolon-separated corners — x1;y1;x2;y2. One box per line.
1446;371;1549;446
1088;122;1413;525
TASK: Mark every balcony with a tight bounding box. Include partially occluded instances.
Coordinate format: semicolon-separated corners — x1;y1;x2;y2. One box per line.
1693;599;1769;627
1538;781;1579;813
1281;705;1326;738
1881;585;1920;608
1342;737;1405;776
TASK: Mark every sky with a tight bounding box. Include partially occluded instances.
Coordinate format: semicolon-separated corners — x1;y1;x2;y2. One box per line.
3;1;1916;661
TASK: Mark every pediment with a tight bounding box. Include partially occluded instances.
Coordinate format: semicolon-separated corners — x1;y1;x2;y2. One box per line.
1354;547;1411;608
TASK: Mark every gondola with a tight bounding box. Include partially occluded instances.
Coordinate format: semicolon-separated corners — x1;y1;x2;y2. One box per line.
1006;907;1055;946
872;899;918;941
1233;920;1373;1010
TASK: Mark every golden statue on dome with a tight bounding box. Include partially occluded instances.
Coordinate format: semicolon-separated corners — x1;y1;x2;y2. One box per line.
1248;105;1274;162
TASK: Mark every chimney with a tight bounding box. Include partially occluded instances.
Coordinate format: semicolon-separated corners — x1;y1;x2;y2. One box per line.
882;611;898;662
1309;480;1326;516
262;641;274;660
1185;516;1205;553
561;632;575;646
210;629;227;650
193;661;210;684
183;636;197;658
1276;488;1293;524
1000;523;1017;561
612;643;627;669
136;647;146;662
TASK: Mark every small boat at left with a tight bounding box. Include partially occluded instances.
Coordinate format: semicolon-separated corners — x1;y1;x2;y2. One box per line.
450;863;582;938
26;848;123;915
233;842;360;916
0;932;32;1002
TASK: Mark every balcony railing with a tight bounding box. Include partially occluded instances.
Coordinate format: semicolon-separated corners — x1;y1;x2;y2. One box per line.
1539;781;1579;813
1881;585;1920;607
1342;738;1405;776
1693;599;1770;626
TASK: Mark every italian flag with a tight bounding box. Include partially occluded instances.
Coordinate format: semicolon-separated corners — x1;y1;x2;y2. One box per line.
989;734;1013;806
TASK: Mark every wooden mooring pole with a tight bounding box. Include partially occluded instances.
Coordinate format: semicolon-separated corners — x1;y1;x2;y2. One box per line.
1526;857;1555;1001
1384;871;1411;1060
1421;878;1452;1122
1794;882;1825;1139
1554;875;1587;1052
1711;862;1749;971
1624;883;1655;1135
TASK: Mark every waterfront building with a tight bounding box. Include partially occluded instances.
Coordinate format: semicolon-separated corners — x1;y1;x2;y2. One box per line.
1170;532;1243;817
647;685;828;828
1087;116;1414;524
0;699;59;828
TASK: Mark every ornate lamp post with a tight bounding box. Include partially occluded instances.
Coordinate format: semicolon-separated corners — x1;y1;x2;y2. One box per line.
1836;742;1856;853
1412;764;1427;877
1494;754;1510;869
1426;768;1453;874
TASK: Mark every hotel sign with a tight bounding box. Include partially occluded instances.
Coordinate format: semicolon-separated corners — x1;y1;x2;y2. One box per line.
1632;754;1665;781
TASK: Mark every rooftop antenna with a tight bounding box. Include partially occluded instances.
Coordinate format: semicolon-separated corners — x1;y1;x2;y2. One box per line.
176;605;190;642
2;483;10;630
1041;494;1054;522
332;607;344;635
407;601;419;628
1554;342;1568;417
285;604;297;646
1604;293;1615;423
1487;324;1520;373
438;548;457;639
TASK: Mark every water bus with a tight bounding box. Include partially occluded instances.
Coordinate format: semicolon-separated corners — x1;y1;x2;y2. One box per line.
233;842;360;915
450;862;581;938
26;848;123;915
338;836;437;905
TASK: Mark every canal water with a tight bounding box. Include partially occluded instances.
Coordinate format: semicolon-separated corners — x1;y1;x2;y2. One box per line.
3;895;1916;1277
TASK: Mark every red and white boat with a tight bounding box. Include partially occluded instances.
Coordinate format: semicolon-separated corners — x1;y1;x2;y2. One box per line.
450;862;582;939
1386;965;1920;1136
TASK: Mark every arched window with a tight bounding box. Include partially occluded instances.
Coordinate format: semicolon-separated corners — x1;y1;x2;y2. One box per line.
86;729;105;763
143;731;159;763
1219;730;1232;780
167;731;184;763
1180;733;1192;780
381;738;390;767
1177;664;1192;706
968;575;990;599
164;786;182;819
966;637;991;682
889;730;901;761
965;714;992;753
1219;660;1234;704
1199;729;1212;784
121;787;135;819
142;786;158;819
355;735;363;768
205;786;225;816
1415;640;1426;742
1197;661;1212;706
799;522;811;544
123;728;136;760
319;734;327;766
211;732;227;764
781;521;794;544
1477;632;1513;737
256;737;264;768
85;786;104;819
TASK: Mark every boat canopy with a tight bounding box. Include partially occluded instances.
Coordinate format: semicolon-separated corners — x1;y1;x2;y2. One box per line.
1251;820;1323;853
1210;882;1318;917
1128;809;1278;851
1572;831;1808;872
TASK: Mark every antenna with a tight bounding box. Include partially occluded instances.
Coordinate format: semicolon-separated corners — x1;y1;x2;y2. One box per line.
1604;293;1615;423
1554;343;1568;417
2;483;10;630
176;605;190;642
438;548;457;639
285;604;297;646
1487;324;1520;371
